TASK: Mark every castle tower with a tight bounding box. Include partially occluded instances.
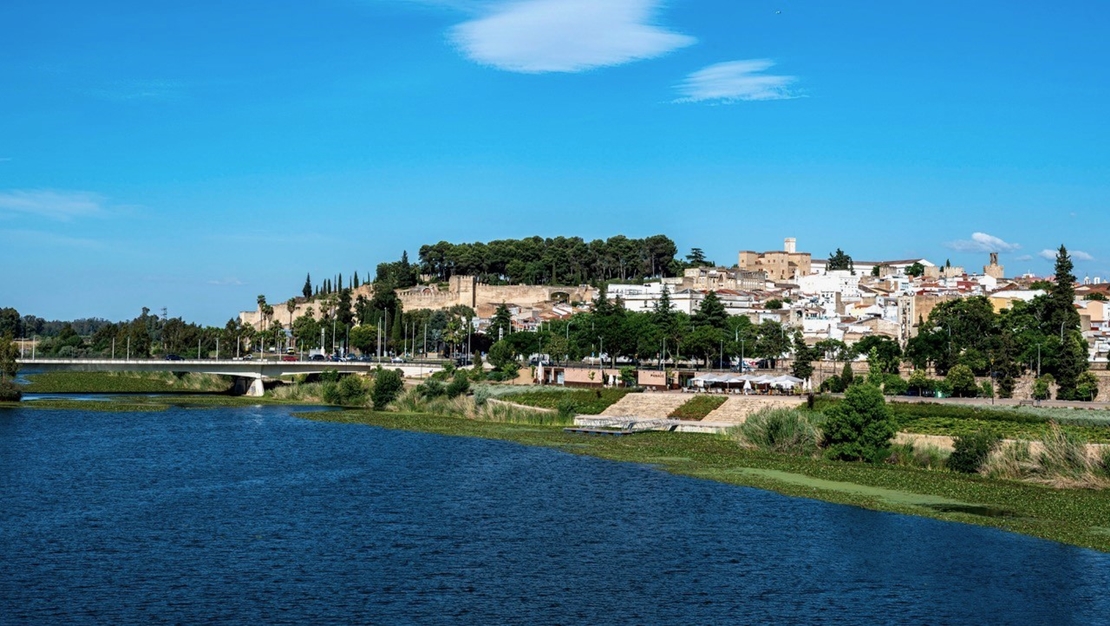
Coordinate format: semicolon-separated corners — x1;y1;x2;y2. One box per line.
784;237;796;254
984;252;1004;279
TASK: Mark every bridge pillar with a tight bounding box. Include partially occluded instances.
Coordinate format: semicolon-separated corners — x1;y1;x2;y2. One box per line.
230;376;266;397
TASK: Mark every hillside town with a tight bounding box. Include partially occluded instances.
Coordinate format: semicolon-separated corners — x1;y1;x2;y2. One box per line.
240;237;1110;368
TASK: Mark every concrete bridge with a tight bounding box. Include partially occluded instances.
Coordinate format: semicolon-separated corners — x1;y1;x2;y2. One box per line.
17;359;444;397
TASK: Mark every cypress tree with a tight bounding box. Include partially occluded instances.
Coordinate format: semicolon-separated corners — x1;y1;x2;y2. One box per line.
1047;246;1087;399
303;273;312;299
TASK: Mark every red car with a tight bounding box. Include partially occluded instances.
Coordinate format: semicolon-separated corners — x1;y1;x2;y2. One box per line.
281;355;297;362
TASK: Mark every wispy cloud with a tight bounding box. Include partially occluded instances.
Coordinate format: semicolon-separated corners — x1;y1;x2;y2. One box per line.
944;232;1020;253
675;59;798;103
0;189;107;221
87;79;186;102
0;228;106;249
1039;249;1095;262
450;0;694;73
1015;254;1033;262
208;277;246;286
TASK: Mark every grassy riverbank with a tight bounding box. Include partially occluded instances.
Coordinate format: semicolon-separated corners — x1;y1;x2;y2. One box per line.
302;410;1110;552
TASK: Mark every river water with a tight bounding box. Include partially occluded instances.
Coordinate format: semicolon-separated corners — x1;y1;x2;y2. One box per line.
1;405;1108;625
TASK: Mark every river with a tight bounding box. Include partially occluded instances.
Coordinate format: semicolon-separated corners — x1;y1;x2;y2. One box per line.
1;405;1108;624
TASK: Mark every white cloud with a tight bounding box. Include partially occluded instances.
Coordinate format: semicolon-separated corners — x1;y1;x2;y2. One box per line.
1015;254;1033;262
208;277;246;286
0;228;105;249
0;189;106;221
1038;249;1095;262
944;232;1020;253
675;59;798;103
450;0;695;73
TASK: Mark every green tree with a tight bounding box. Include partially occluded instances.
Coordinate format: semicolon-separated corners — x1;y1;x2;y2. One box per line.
754;320;790;366
489;303;512;341
822;383;896;463
348;325;378;355
371;368;404;410
686;247;708;266
790;332;816;380
840;362;855;388
1033;374;1054;400
302;274;312;299
0;333;20;401
826;248;854;272
488;339;517;371
946;364;978;398
0;308;21;337
906;262;925;277
1;333;20;381
693;291;728;330
907;369;931;396
1075;371;1100;401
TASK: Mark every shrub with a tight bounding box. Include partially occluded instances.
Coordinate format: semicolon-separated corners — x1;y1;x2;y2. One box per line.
319;369;341;383
1098;446;1110;478
1075;372;1100;402
446;371;470;398
820;375;843;393
0;380;22;402
822;383;896;463
979;380;994;399
983;441;1035;480
882;374;908;396
1033;374;1054;401
946;365;978;398
372;369;405;410
556;397;578;420
619;366;637;387
736;407;823;456
947;429;1002;474
887;442;949;470
997;373;1015;399
472;385;492;407
322;374;368;406
1038;422;1091;480
907;369;931;396
419;379;445;399
840;362;855;388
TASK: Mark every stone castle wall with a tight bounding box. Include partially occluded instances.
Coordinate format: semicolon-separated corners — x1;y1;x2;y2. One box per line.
240;276;596;329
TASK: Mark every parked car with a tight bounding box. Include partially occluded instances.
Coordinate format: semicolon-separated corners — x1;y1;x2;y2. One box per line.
390;356;406;363
309;354;326;362
281;355;297;362
164;354;183;361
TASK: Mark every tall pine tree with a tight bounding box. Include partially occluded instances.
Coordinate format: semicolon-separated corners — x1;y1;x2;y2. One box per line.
1047;246;1088;399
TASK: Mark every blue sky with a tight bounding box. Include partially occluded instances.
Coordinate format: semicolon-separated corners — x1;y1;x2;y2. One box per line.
2;0;1108;326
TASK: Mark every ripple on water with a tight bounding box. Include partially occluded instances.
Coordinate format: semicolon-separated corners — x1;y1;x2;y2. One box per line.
1;405;1108;625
